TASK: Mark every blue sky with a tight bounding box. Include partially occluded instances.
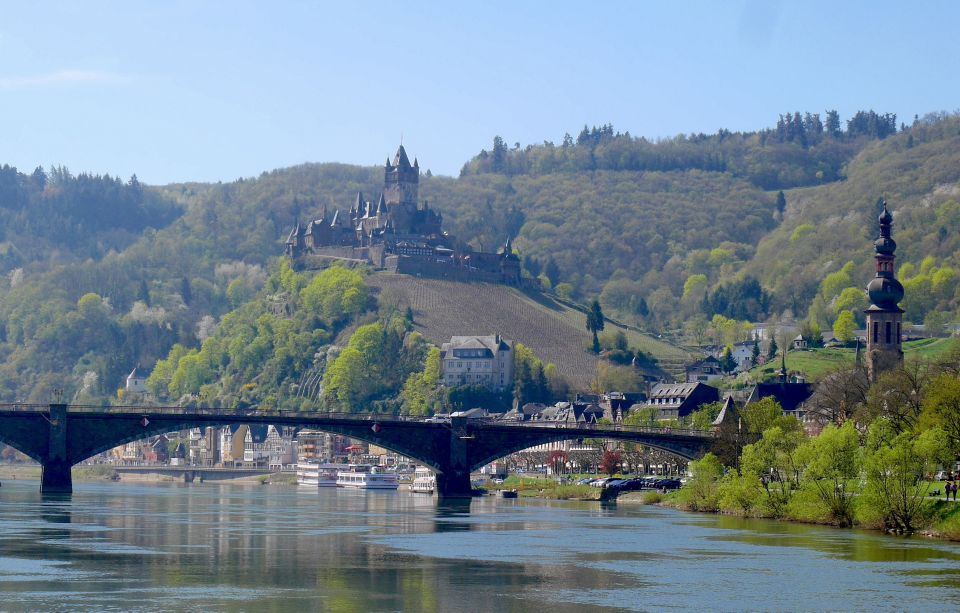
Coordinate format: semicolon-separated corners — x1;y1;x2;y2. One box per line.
1;1;958;184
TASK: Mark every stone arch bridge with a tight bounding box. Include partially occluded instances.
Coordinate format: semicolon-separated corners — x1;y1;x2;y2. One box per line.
0;404;716;497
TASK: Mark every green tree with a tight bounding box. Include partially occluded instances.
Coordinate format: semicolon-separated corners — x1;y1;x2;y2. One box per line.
861;421;951;532
401;347;441;416
300;267;368;324
718;346;736;373
739;421;803;516
677;453;724;511
794;421;861;527
586;299;605;353
919;373;960;454
766;335;778;361
740;397;785;434
833;310;857;343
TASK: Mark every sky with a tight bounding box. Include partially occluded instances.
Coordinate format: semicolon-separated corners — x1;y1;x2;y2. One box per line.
1;1;959;185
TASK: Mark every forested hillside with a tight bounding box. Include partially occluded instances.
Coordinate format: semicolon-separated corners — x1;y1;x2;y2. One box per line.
0;110;958;406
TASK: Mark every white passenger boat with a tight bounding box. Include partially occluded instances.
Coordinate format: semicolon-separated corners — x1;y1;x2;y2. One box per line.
409;466;436;494
297;462;347;487
336;464;399;490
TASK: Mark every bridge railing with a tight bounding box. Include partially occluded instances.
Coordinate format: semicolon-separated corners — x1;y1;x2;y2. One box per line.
0;403;715;438
0;403;417;421
467;418;716;438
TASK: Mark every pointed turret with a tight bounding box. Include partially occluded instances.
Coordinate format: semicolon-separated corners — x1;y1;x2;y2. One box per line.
393;145;412;168
413;157;419;168
376;193;386;216
354;192;365;217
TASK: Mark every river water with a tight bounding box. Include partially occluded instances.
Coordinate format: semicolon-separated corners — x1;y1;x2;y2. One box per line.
1;480;959;612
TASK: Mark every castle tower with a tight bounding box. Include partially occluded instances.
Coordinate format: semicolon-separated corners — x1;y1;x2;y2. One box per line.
383;145;419;208
864;200;904;380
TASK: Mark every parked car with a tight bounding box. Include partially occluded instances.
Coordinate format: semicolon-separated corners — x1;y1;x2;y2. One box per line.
603;479;626;489
654;478;682;490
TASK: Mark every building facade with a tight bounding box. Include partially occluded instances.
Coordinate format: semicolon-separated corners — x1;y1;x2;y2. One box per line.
644;382;720;421
440;335;514;390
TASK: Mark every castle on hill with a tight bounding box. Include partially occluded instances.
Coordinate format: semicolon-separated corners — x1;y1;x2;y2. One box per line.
285;145;520;284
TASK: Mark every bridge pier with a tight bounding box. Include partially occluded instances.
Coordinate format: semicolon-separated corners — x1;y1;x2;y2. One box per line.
41;459;73;494
435;417;473;498
41;404;72;494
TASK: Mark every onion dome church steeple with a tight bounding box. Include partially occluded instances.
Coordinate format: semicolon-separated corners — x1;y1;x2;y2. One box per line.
864;199;904;379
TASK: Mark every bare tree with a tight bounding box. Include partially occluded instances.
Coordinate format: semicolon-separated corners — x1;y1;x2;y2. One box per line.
806;368;869;430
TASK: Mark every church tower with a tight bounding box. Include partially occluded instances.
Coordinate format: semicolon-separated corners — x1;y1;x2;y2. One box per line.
864;200;904;380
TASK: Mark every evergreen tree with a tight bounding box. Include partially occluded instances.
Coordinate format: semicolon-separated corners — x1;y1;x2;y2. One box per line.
180;277;192;306
825;109;841;137
776;191;786;215
586;299;605;353
138;279;150;306
751;335;761;365
767;336;778;361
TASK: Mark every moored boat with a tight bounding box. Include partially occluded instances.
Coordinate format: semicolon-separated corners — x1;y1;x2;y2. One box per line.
336;464;399;490
409;466;436;494
297;462;347;487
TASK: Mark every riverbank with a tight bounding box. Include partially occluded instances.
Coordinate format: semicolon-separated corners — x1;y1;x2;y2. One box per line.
0;464;296;486
486;476;602;500
0;464;40;480
613;486;960;543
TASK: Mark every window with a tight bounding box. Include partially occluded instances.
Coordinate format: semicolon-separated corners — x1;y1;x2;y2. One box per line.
885;321;891;344
897;322;901;344
873;321;879;344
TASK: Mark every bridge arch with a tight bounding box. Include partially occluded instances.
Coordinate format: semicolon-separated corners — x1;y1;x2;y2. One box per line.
468;433;699;473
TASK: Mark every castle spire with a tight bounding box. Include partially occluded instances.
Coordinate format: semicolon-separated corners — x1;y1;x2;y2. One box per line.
393;145;411;168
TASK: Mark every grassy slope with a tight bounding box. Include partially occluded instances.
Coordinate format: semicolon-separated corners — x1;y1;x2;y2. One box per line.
750;337;957;381
366;273;690;389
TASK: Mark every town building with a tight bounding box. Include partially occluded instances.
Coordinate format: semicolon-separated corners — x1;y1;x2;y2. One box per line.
685;356;723;383
285;146;521;284
644;382;720;421
266;426;297;470
440;334;514;390
864;200;905;379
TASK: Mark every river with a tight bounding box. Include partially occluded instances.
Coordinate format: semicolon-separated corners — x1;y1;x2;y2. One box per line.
1;480;959;612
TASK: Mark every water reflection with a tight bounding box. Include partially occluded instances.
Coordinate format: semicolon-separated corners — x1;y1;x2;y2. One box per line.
1;480;960;611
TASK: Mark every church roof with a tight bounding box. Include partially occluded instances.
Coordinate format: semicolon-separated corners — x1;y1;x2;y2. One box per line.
748;382;814;413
